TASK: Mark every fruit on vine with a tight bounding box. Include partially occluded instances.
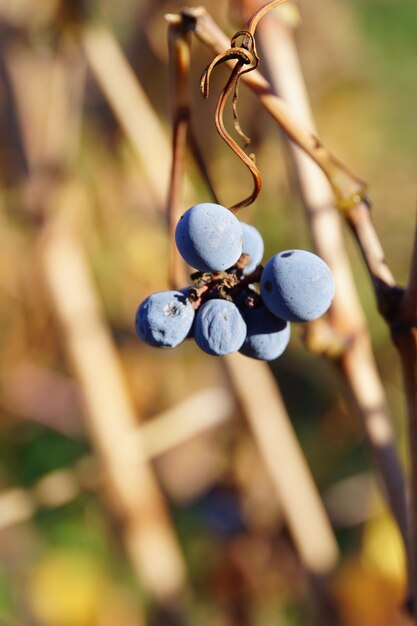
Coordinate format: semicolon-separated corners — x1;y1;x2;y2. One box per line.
194;299;247;356
260;250;335;322
239;305;290;361
239;222;264;274
175;203;243;272
135;290;195;347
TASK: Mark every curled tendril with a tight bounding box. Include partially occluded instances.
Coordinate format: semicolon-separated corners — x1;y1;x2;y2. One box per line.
200;0;288;212
200;30;260;212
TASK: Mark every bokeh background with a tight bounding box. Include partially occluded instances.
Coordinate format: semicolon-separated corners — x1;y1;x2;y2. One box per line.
0;0;416;625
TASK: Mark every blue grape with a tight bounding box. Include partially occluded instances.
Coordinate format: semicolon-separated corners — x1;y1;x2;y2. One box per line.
179;287;196;338
239;222;264;274
175;203;243;272
260;250;335;322
239;306;290;361
135;290;195;347
194;299;247;356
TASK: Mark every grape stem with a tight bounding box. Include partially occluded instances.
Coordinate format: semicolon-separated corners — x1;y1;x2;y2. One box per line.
166;19;194;289
188;263;264;309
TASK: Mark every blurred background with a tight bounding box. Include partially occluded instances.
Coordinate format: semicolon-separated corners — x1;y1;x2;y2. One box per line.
0;0;416;624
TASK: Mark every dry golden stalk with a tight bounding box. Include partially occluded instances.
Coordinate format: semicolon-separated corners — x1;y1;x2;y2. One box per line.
40;213;188;603
80;23;195;212
225;354;339;575
6;34;188;605
5;37;85;173
344;201;396;288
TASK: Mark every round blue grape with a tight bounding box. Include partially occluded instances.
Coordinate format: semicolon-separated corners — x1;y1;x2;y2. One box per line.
239;222;264;274
135;290;195;348
175;203;243;272
239;306;290;360
194;299;247;356
260;250;335;322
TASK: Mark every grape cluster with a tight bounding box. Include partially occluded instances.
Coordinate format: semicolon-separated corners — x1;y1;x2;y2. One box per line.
135;203;335;361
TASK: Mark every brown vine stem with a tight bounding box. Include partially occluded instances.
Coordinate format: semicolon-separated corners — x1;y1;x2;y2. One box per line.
167;14;223;284
166;18;193;288
390;239;417;616
190;5;394;294
343;200;396;290
404;218;417;320
246;0;288;34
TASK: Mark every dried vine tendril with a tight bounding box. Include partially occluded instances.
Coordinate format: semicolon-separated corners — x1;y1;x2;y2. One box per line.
200;0;288;212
